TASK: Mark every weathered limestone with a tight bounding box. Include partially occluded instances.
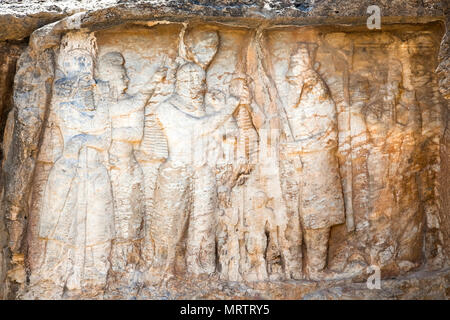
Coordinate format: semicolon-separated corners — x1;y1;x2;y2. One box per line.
436;0;450;269
0;1;448;300
0;41;26;299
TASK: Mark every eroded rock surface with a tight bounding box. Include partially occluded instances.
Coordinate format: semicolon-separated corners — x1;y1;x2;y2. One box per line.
0;2;448;300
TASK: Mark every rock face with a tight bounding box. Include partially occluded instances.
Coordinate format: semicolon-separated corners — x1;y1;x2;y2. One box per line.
0;1;448;300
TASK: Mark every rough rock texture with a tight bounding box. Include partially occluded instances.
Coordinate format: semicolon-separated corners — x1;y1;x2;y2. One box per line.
0;1;448;300
437;0;450;268
0;0;446;42
0;41;27;299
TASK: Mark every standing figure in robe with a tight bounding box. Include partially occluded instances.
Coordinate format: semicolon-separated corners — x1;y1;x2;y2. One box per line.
148;62;242;277
36;47;113;296
95;51;166;285
283;44;345;279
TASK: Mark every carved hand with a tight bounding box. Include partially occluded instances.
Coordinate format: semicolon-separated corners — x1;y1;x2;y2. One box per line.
64;134;104;158
141;66;168;95
230;78;251;106
207;89;226;109
226;95;240;114
152;65;168;84
252;111;265;129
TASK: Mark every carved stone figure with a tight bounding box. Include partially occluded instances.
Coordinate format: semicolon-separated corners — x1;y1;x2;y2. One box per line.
217;207;241;281
215;75;266;281
229;75;261;168
243;191;276;281
34;39;113;295
405;35;445;270
283;44;345;279
95;51;164;284
1;16;446;300
148;62;240;277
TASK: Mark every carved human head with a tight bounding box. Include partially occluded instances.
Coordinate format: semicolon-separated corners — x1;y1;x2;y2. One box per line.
97;51;129;95
286;44;312;80
230;74;252;105
175;62;207;108
407;34;435;56
253;191;268;209
59;49;96;109
185;29;219;69
62;49;94;76
61;49;95;90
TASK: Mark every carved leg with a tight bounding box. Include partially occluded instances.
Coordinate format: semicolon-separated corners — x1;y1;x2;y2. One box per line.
257;236;269;281
186;166;217;275
83;241;111;293
250;252;269;281
266;229;283;280
227;235;242;282
304;227;330;279
32;240;71;298
245;234;268;281
110;149;144;240
151;164;191;276
279;158;303;280
139;161;162;265
109;143;145;281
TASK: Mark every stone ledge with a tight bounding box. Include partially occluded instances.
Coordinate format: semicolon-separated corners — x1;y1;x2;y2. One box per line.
88;268;450;300
0;0;446;41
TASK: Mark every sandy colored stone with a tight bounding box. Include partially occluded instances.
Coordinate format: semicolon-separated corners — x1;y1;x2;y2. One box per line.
0;2;448;300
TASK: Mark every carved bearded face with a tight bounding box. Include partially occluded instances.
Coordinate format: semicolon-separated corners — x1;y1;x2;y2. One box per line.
63;50;94;76
59;50;96;110
175;62;207;109
253;191;268;209
97;52;129;95
286;46;311;82
230;76;251;105
408;35;435;87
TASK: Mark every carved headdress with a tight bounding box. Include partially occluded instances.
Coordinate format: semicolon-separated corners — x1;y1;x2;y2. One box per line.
57;31;97;76
286;42;320;80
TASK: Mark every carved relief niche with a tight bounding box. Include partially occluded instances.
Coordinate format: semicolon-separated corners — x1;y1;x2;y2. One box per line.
2;18;446;299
